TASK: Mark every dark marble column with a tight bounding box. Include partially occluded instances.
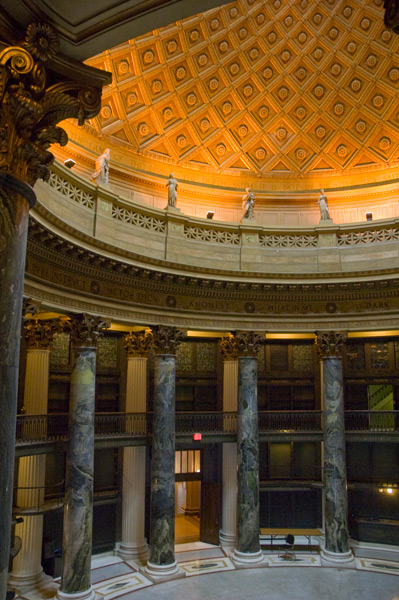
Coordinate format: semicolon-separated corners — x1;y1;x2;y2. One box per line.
316;331;354;564
0;23;105;600
233;332;265;565
0;175;36;598
58;315;109;600
145;326;185;580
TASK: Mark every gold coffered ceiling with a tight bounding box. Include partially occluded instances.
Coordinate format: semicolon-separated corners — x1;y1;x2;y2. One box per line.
85;0;399;181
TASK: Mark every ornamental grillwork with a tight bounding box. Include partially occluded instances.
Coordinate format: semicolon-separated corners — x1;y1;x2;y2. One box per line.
184;226;240;245
50;332;70;367
337;228;399;246
176;342;192;371
111;204;166;232
293;345;313;373
48;172;94;209
97;336;118;368
197;343;216;372
346;342;365;371
370;342;390;370
260;234;318;248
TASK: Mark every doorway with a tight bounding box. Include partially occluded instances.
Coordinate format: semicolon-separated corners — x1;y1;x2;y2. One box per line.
368;384;394;429
175;450;201;544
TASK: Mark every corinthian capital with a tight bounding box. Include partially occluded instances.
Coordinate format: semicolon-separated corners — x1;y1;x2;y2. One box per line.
315;331;347;359
151;325;185;355
125;330;153;357
67;313;110;347
0;22;103;186
235;331;264;357
219;335;239;360
23;318;64;350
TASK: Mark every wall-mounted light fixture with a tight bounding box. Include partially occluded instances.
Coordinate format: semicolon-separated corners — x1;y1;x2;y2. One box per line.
206;211;215;219
64;159;76;169
365;212;373;221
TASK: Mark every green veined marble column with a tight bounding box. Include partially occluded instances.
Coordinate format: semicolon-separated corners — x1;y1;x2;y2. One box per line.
145;326;184;580
58;315;109;600
233;332;264;565
316;331;354;565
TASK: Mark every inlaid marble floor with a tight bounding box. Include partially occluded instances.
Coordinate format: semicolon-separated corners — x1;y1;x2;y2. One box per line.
13;543;399;600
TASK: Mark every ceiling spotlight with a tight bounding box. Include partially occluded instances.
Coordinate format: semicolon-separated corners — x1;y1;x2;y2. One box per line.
365;211;373;221
64;159;76;169
206;211;215;219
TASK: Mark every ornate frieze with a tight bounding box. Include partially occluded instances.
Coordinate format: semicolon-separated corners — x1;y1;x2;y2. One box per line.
124;330;153;357
0;23;102;186
219;336;239;360
23;318;64;349
315;331;347;359
151;325;185;355
67;313;110;347
235;331;264;357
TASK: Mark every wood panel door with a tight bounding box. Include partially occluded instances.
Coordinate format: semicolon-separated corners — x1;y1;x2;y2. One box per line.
200;482;221;545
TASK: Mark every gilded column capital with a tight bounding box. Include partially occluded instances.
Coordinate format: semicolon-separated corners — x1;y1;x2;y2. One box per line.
23;318;64;350
125;331;153;357
315;331;347;359
67;313;110;347
151;325;185;355
384;0;399;34
0;22;102;186
235;331;264;357
219;336;239;360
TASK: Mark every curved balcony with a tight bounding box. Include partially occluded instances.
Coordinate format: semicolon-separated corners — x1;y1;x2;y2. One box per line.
14;411;399;455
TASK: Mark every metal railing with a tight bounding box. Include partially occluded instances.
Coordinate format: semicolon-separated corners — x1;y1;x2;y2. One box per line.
345;410;399;431
15;410;399;445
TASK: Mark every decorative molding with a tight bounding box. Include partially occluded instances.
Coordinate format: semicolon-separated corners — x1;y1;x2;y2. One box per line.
67;313;110;347
151;325;185;354
48;171;94;209
235;331;264;357
315;331;347;359
0;23;102;186
125;330;153;357
219;336;239;360
23;318;64;350
260;234;318;248
337;227;399;246
184;225;240;245
112;203;166;233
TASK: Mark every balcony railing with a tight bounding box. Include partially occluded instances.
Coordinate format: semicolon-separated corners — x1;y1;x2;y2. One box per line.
14;410;399;445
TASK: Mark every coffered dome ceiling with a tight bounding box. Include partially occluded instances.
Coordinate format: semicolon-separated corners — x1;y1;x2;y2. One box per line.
85;0;399;183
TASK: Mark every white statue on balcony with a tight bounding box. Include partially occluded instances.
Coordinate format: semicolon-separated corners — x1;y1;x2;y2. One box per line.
318;189;331;221
166;173;178;207
91;148;110;186
241;187;255;221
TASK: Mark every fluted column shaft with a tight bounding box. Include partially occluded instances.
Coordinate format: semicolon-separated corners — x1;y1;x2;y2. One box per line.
316;331;353;564
0;176;35;599
119;352;148;559
10;347;51;588
148;354;176;569
220;358;238;547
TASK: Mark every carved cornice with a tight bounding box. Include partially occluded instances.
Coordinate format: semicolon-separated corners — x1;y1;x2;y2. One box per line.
125;330;153;357
0;23;102;186
315;331;347;359
23;318;64;350
151;325;185;355
219;336;239;360
235;331;264;357
67;313;110;347
384;0;399;34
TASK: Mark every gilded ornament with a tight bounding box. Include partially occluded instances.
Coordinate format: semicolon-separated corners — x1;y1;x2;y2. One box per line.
23;318;64;349
256;14;265;25
315;331;347;359
219;335;239;360
125;330;153;357
235;331;264;357
67;313;110;347
151;325;185;354
230;63;240;76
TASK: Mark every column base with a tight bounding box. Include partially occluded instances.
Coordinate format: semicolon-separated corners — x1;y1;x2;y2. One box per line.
115;541;149;562
8;568;51;592
57;586;96;600
142;560;185;583
219;530;236;549
231;548;266;568
320;548;355;567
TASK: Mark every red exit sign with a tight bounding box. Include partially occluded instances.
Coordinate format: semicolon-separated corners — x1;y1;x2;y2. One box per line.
193;433;202;441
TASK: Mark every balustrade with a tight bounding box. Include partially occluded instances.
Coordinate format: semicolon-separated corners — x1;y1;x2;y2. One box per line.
14;410;399;445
